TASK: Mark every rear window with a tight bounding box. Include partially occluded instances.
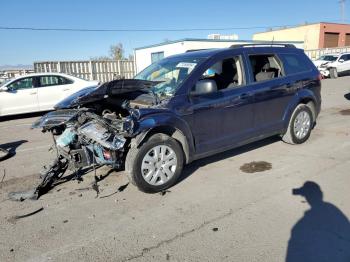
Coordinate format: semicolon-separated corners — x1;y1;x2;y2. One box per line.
280;53;312;75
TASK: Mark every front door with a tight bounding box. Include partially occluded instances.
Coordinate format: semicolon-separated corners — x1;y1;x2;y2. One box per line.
189;55;254;156
0;77;39;116
337;54;350;74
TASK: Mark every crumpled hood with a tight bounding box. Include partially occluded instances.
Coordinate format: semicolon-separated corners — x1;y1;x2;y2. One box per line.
55;79;160;109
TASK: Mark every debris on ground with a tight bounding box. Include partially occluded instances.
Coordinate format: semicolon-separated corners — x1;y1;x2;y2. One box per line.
100;183;129;199
240;161;272;173
8;189;37;202
212;227;219;232
91;176;100;198
8;158;68;201
159;190;171;196
7;207;44;223
63;220;68;223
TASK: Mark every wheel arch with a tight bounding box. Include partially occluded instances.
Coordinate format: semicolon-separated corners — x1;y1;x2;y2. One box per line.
131;115;194;163
283;91;318;130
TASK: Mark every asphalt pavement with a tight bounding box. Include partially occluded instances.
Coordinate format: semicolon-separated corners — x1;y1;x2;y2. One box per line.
0;77;350;262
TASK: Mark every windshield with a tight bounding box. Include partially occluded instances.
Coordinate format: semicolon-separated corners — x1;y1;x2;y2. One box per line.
318;55;338;62
135;56;204;99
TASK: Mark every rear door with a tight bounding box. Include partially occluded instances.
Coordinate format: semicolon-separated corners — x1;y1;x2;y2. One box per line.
37;75;73;110
0;77;39;115
245;51;293;134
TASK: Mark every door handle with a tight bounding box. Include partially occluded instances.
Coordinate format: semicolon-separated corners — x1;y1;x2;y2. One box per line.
30;92;37;95
63;88;70;91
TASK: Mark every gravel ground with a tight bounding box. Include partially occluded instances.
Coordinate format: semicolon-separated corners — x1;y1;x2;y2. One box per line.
0;77;349;262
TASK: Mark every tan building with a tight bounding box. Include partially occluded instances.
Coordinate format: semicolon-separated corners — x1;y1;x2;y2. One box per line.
253;22;350;50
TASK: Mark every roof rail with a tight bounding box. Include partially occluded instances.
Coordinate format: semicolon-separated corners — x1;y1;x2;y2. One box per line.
185;48;213;53
230;43;296;48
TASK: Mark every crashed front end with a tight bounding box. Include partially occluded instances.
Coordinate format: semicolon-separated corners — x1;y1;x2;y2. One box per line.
11;109;134;201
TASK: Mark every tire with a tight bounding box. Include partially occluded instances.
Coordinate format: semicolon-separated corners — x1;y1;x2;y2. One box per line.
330;68;338;79
282;104;313;145
125;133;184;193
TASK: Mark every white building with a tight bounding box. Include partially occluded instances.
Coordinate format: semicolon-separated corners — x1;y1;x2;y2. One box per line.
134;38;304;73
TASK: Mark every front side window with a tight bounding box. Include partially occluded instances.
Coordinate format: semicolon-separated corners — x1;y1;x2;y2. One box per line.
200;56;245;90
249;54;284;82
8;77;33;90
339;54;350;61
135;56;203;99
39;76;72;87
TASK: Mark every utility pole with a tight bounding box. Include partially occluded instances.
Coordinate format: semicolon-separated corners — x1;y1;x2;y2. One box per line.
339;0;346;23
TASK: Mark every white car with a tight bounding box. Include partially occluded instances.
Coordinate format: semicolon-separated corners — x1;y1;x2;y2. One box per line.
315;53;350;78
313;54;339;68
0;73;99;116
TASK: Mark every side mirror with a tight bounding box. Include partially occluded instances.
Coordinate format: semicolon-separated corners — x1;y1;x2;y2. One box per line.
191;79;217;96
339;59;345;63
0;86;8;92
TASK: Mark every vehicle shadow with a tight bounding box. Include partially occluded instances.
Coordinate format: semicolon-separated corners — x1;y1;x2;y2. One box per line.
178;135;280;184
344;92;350;101
0;140;28;159
286;181;350;262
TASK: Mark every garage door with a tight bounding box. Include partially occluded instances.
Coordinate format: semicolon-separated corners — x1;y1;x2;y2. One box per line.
345;34;350;46
324;33;339;48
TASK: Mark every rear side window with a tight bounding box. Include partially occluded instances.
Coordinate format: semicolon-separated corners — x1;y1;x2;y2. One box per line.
280;53;311;75
39;76;73;87
248;54;284;82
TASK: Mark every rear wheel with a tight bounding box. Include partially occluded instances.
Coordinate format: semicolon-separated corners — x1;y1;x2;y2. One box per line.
125;134;184;193
282;104;313;144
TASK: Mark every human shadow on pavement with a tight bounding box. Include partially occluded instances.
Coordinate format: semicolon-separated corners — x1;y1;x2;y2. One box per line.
0;140;28;159
178;135;280;184
286;181;350;262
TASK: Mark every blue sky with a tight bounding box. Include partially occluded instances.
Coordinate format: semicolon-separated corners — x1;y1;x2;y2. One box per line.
0;0;348;65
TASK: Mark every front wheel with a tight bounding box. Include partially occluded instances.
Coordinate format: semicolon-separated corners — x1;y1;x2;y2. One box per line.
330;68;338;79
125;134;184;193
282;104;313;145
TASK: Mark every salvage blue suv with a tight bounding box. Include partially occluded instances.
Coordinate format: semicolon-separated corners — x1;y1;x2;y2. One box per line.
32;44;321;197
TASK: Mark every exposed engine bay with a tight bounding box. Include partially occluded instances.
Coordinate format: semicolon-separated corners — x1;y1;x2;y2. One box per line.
9;108;136;201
